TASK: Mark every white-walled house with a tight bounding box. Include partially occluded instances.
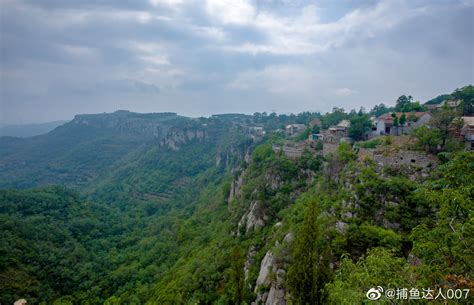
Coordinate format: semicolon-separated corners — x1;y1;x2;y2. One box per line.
373;112;431;136
286;124;306;135
461;116;474;150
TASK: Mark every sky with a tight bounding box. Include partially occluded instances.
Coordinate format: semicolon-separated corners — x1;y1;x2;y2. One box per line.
0;0;473;124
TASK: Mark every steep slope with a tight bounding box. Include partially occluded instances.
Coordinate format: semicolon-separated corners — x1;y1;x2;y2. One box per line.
0;111;256;304
1;110;472;304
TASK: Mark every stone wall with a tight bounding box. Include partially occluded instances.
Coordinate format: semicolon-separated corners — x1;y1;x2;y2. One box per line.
322;142;338;157
358;148;438;175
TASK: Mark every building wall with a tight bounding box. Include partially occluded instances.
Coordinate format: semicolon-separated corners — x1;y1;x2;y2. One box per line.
322;142;338;156
412;113;431;128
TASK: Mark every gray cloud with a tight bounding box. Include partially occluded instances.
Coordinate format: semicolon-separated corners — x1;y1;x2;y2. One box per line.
0;0;473;124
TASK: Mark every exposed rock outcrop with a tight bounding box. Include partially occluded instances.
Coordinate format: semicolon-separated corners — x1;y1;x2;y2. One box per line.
160;129;207;151
238;201;267;233
244;246;257;280
72;111;181;139
283;232;295;243
266;269;287;305
266;172;283;191
228;171;244;204
253;250;288;305
255;251;274;290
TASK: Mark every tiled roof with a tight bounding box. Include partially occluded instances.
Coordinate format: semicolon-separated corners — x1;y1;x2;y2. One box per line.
377;112;428;123
462;116;474;126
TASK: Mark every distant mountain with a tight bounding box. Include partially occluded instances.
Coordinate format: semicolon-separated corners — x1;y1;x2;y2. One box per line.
424;94;452;105
0;120;69;138
0;110;249;190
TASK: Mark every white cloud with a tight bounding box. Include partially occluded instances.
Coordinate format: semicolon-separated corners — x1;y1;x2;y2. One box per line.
216;0;426;55
229;65;319;96
206;0;256;25
60;44;98;58
128;42;171;66
130;42;165;54
150;0;183;7
140;55;170;66
192;26;227;41
335;88;358;97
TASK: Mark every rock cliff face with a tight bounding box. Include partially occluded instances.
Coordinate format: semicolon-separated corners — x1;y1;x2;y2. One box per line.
72;111;213;151
255;251;274;290
238;201;267;233
71;111;212;151
265;172;283;191
71;111;183;139
160;129;207;151
253;250;288;305
228;170;244;204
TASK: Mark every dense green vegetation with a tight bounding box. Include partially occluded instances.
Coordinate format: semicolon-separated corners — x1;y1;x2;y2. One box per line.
348;112;372;140
426;85;473;116
0;86;473;304
325;151;474;304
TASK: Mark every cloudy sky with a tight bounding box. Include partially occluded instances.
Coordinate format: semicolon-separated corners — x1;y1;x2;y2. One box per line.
1;0;473;124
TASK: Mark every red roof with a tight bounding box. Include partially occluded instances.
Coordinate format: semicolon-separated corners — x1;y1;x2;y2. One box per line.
378;112;427;123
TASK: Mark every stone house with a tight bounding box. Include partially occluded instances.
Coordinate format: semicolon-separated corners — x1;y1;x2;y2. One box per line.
249;126;265;136
285;124;306;135
373;112;431;136
461;116;474;150
272;142;307;159
309;118;322;128
326;120;350;138
308;133;323;141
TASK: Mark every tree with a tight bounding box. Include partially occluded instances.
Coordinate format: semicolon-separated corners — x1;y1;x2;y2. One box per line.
413;126;442;153
325;248;414;304
390;113;399;135
395;95;426;112
287;200;331;305
430;105;458;150
452;85;474;116
229;246;245;305
370;103;391;117
391;112;399;127
348;114;372;140
399;113;406;134
324;142;357;182
405;101;425;112
311;124;321;134
425;94;452;105
395;95;412;111
321;108;347;129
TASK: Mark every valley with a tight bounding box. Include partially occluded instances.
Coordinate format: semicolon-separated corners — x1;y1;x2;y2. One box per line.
1;87;473;304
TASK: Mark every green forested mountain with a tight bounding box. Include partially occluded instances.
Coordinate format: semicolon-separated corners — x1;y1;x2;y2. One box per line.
0;108;473;304
0;121;69;138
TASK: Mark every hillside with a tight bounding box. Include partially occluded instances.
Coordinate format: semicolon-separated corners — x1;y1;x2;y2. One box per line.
0;108;473;304
0;121;69;138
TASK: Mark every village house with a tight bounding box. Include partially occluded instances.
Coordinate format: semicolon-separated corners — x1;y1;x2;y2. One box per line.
318;119;352;156
272;141;307;159
249;126;265;137
373;112;431;136
309;118;322;128
325;119;350;138
461;116;474;150
425;99;461;112
308;133;323;141
285;124;306;135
